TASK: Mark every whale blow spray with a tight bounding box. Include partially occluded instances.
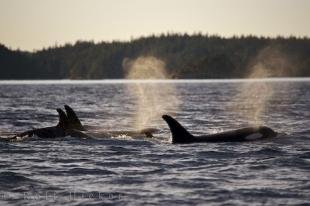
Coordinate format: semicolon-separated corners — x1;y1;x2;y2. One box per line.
124;56;180;130
232;45;295;125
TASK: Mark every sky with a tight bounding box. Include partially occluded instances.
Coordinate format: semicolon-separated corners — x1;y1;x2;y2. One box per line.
0;0;309;51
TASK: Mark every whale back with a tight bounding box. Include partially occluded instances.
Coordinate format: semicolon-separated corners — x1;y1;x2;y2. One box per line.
162;115;194;143
162;115;278;143
259;126;277;138
64;105;85;131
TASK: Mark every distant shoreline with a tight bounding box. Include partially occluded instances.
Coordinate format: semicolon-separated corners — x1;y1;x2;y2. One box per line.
0;77;309;85
1;34;310;80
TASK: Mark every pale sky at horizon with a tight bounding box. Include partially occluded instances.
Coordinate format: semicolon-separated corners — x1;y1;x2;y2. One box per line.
0;0;309;51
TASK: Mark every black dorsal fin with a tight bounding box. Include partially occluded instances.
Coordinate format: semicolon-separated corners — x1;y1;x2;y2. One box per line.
56;108;68;129
162;115;194;144
64;105;85;131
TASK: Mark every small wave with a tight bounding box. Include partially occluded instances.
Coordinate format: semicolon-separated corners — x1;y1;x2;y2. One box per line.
0;172;39;191
244;147;286;156
108;146;139;153
69;168;117;175
39;168;117;176
196;151;238;158
234;188;305;199
247;164;270;170
298;152;310;159
272;157;310;169
0;171;31;183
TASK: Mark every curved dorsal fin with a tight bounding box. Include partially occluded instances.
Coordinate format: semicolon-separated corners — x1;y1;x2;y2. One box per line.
64;105;85;131
56;108;68;129
162;115;194;143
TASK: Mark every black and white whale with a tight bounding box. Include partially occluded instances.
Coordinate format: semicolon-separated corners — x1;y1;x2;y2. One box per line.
15;108;68;139
13;105;80;139
6;105;157;141
162;115;277;144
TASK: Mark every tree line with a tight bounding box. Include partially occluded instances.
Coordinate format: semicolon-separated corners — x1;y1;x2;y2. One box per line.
0;34;309;79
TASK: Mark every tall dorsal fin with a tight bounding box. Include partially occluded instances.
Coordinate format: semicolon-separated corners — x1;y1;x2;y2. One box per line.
162;115;194;143
56;108;68;129
64;105;85;131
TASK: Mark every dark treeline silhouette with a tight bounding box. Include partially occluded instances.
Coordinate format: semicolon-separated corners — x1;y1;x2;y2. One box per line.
0;34;309;79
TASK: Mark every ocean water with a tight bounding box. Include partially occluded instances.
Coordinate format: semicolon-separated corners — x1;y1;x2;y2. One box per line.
0;79;309;205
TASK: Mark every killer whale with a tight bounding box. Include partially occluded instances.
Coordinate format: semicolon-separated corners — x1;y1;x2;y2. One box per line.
8;105;158;141
16;108;68;139
162;115;277;144
6;105;85;140
13;105;99;139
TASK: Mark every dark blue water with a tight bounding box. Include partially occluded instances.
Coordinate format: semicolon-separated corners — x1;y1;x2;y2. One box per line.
0;79;309;205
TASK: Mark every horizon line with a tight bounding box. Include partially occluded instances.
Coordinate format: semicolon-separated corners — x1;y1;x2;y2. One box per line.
0;77;309;85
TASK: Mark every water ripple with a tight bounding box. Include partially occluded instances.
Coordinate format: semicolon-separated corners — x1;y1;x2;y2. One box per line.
0;81;309;205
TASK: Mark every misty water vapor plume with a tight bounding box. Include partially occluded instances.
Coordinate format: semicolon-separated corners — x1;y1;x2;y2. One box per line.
232;45;295;125
123;56;180;130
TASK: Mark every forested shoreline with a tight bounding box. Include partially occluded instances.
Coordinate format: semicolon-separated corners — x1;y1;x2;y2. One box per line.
0;34;309;79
